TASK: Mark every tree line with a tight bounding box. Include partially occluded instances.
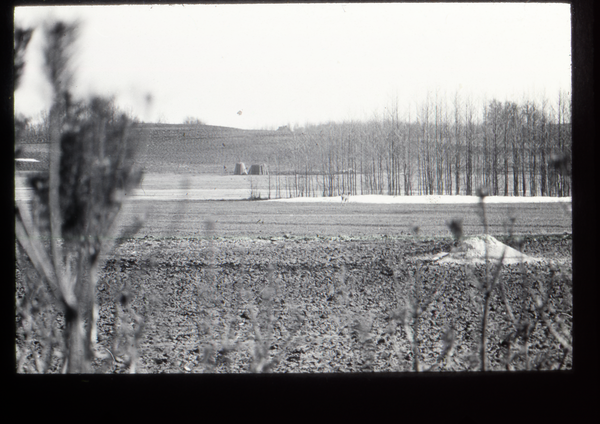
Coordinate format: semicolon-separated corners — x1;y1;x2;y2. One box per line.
17;90;571;199
277;91;571;198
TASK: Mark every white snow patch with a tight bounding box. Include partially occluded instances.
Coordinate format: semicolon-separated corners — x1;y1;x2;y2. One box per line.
268;194;571;205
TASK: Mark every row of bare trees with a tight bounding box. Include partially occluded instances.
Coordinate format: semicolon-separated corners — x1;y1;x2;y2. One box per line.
18;89;571;200
278;91;571;198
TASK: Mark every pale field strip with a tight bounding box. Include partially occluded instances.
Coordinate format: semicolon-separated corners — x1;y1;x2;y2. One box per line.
14;187;573;204
270;194;573;205
14;172;572;204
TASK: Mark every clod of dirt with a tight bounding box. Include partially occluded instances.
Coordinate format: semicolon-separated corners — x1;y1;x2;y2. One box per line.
430;235;541;264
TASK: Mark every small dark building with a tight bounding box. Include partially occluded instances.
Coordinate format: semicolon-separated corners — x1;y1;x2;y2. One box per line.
234;162;248;175
248;164;268;175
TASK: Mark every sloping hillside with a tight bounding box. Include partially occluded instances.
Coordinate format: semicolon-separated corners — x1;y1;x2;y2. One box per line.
132;123;297;174
15;124;298;175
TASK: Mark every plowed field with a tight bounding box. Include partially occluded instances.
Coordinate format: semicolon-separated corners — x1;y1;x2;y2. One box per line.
15;170;573;373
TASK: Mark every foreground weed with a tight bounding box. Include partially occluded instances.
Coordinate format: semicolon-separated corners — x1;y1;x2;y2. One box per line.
188;221;306;373
192;219;239;372
494;217;535;370
246;265;305;372
391;264;445;372
14;21;146;373
351;311;376;371
16;244;63;372
109;288;145;373
471;188;508;370
459;188;570;371
380;185;572;373
323;265;377;371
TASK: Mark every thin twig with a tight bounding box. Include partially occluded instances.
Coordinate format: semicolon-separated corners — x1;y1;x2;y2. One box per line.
481;246;506;371
537;300;573;353
497;279;517;324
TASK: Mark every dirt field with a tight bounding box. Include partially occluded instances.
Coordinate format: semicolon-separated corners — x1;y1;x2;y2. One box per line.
14;170;573;374
113;197;571;241
16;171;571;239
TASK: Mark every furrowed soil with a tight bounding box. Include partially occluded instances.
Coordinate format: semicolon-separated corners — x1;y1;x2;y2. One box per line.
97;234;572;373
15;189;572;373
15;124;573;373
112;198;572;240
16;230;572;373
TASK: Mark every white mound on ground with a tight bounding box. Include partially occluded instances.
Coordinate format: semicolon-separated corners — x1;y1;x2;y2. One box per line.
433;235;540;264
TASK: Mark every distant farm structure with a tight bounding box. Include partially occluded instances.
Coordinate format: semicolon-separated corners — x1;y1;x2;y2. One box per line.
234;162;248;175
232;163;269;175
248;164;269;175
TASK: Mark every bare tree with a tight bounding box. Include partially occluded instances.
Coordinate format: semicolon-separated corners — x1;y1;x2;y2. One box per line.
555;89;572;196
464;95;476;196
182;117;205;125
404;103;415;195
539;97;550;196
452;91;463;195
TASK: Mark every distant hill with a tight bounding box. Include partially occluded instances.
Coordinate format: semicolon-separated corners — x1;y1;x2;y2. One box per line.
129;123;298;174
15;123;300;175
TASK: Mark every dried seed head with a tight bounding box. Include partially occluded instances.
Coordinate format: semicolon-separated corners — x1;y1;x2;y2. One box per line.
447;219;463;243
119;291;131;306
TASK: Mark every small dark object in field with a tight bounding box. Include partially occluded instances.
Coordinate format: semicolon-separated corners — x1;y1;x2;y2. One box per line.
64;303;78;325
447;219;463;243
381;267;393;276
119;291;131;306
476;187;490;198
549;153;571;176
286;348;304;363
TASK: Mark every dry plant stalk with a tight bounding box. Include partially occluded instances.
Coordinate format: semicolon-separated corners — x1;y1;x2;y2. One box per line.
476;190;508;371
248;264;304;373
15;21;145;373
389;261;445;372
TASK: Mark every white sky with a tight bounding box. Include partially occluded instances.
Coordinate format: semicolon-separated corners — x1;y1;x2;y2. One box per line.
14;3;571;130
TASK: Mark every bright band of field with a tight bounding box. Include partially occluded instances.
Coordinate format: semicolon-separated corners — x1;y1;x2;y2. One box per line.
14;121;572;240
15;174;572;241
